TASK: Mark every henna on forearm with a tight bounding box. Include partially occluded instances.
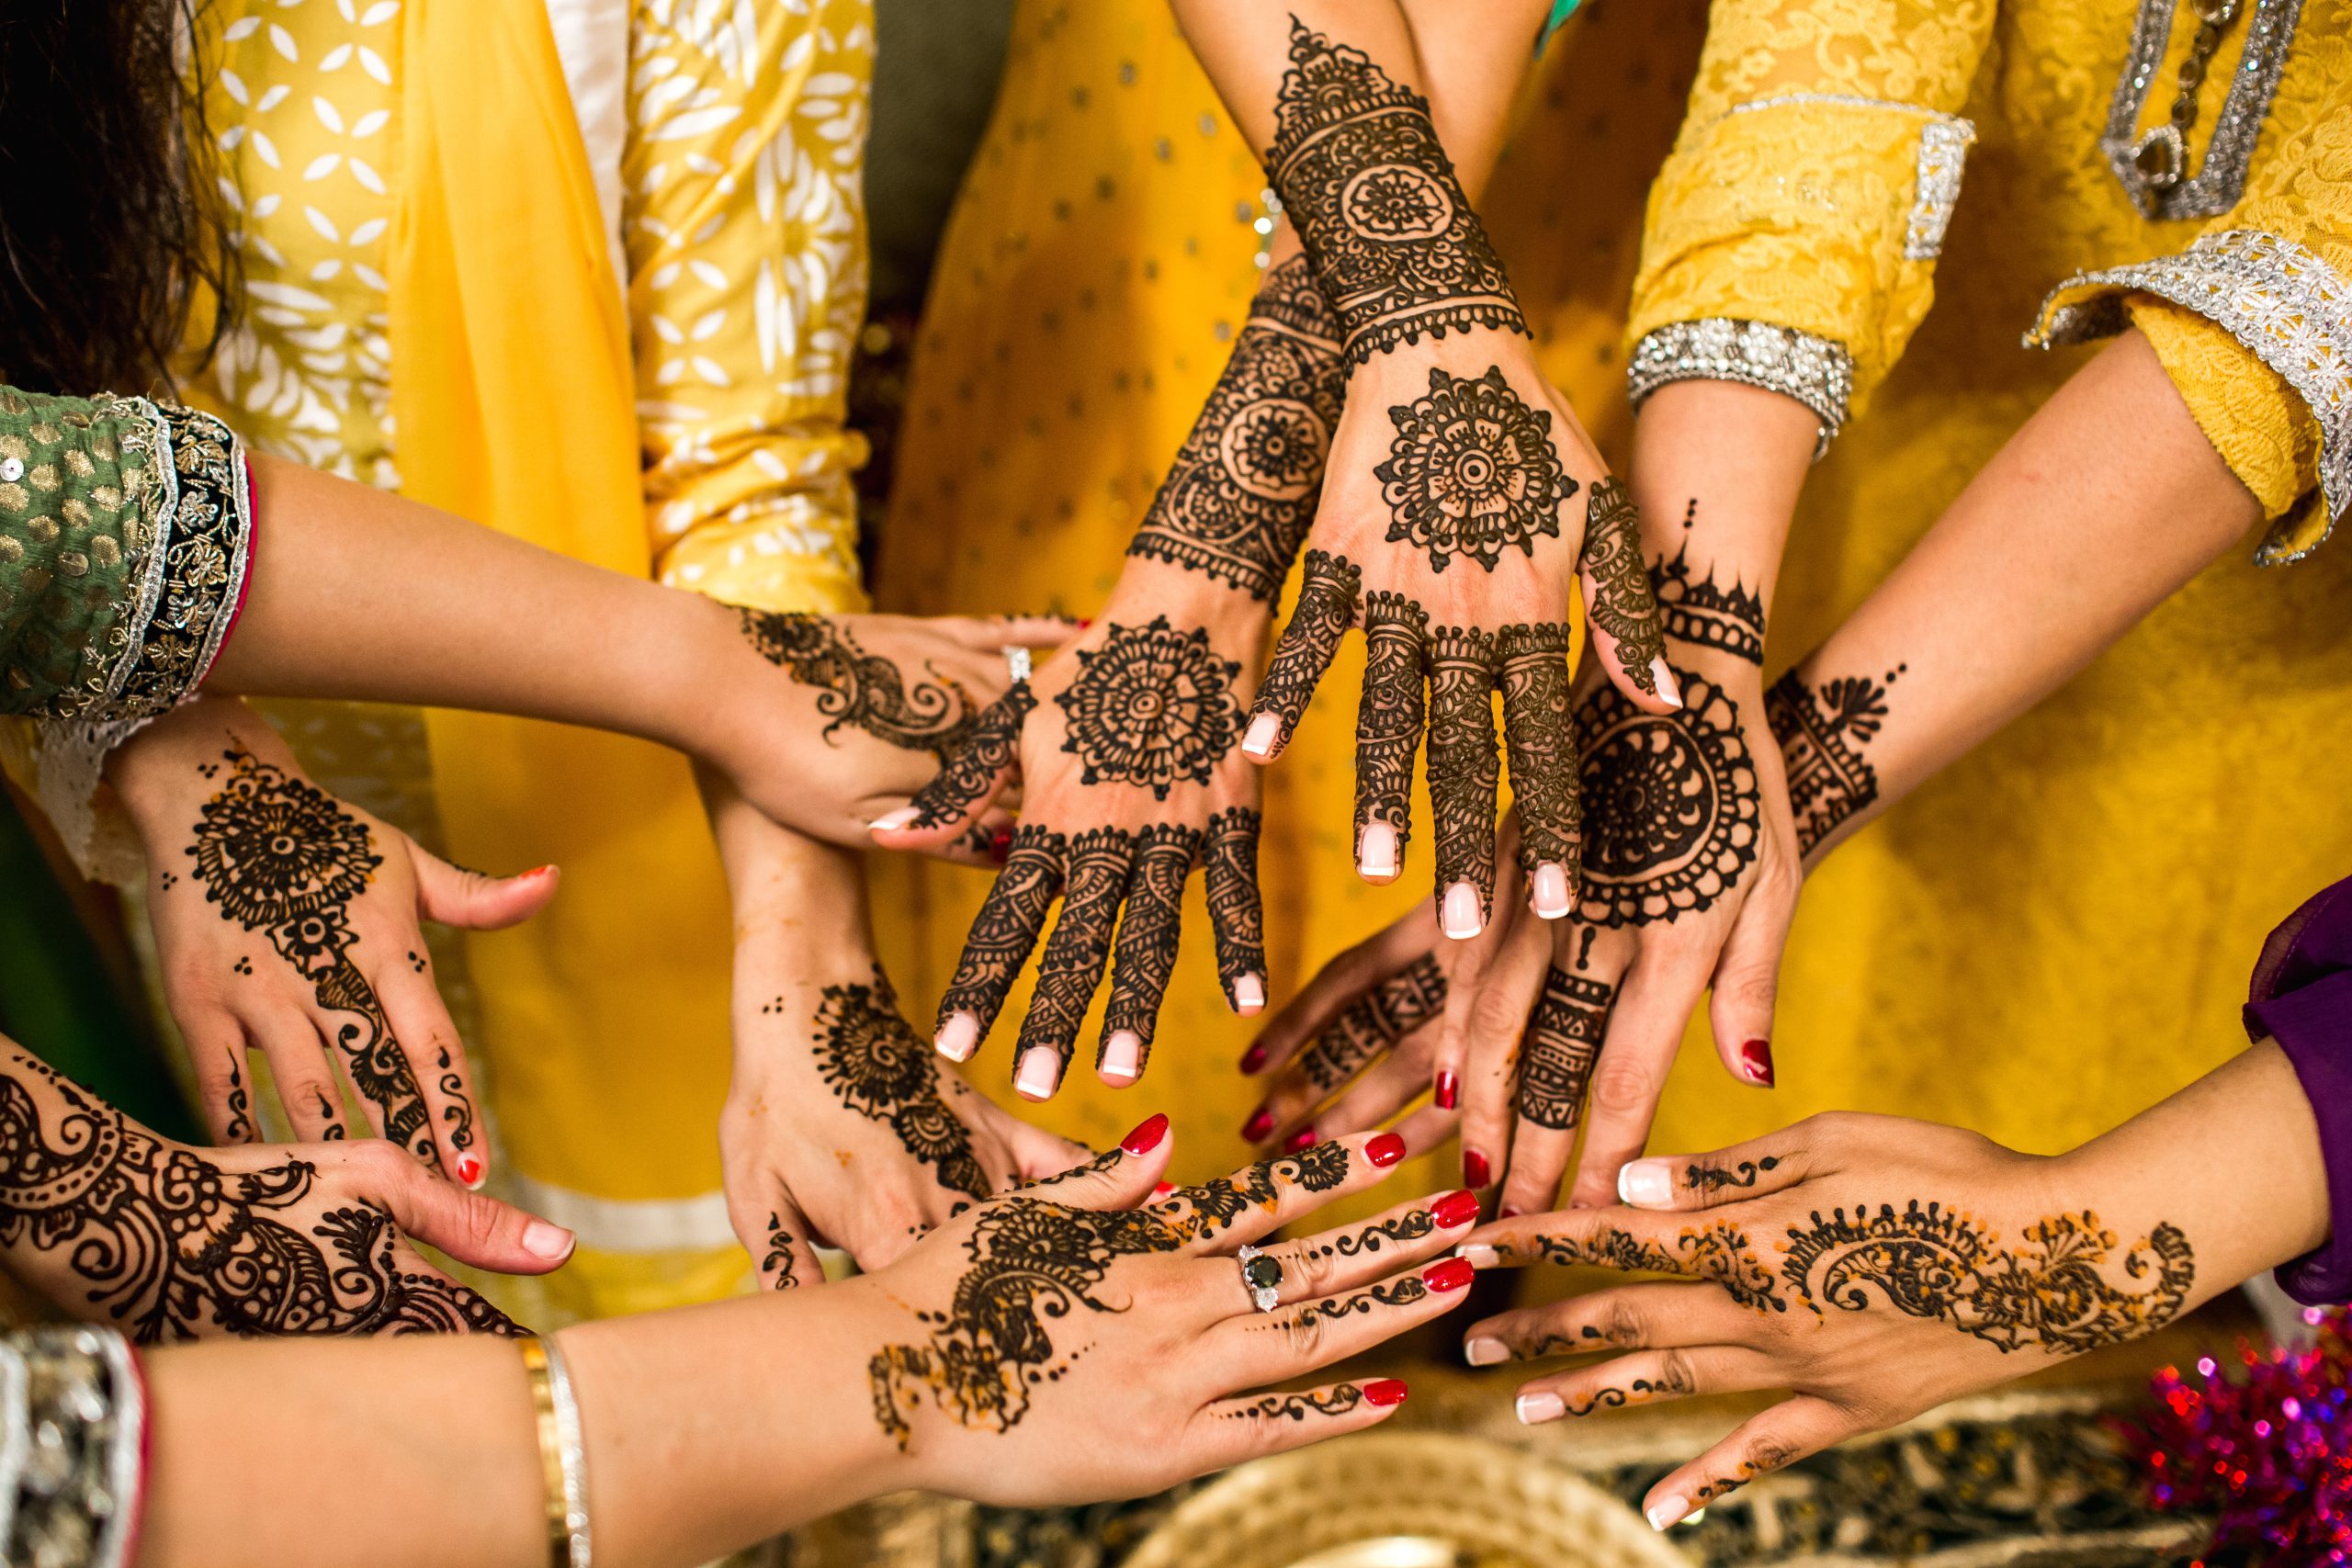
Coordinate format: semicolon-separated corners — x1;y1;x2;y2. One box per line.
1766;662;1905;858
1519;966;1611;1131
812;972;990;1202
1651;527;1768;668
734;609;978;762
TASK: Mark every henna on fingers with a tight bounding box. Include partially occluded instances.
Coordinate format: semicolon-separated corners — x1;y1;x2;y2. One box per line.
1250;548;1360;753
1519;966;1612;1131
936;824;1066;1046
1202;807;1267;1003
1767;664;1905;857
1353;591;1427;868
1099;826;1202;1076
814;971;990;1201
909;683;1036;829
1296;953;1446;1092
1012;829;1137;1084
1219;1386;1369;1422
1496;621;1578;886
760;1213;798;1289
1578;479;1665;694
734;609;978;761
1376;367;1572;573
1686;1157;1780;1193
1425;626;1500;922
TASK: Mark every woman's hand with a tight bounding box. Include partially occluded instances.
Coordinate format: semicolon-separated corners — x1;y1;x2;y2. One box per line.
0;1041;570;1339
110;697;556;1185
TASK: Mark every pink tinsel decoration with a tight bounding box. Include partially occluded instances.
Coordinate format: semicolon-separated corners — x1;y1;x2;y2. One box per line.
2117;1306;2352;1564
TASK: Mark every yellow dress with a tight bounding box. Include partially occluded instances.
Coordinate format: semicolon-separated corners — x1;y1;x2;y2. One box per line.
1623;0;2352;1156
166;0;875;1318
870;0;1714;1184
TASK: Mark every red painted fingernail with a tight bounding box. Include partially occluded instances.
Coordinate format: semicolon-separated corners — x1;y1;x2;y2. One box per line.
454;1153;483;1187
1433;1069;1459;1111
1367;1131;1407;1168
1285;1127;1319;1152
1363;1379;1409;1408
1121;1113;1170;1156
1153;1180;1176;1198
1740;1038;1776;1088
1242;1107;1274;1143
1499;1205;1521;1220
1238;1042;1269;1075
990;829;1012;865
1464;1149;1492;1189
1432;1189;1479;1228
1422;1257;1475;1292
525;865;557;879
1077;617;1094;629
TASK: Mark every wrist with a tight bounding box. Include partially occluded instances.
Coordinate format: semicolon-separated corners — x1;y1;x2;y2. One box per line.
1102;557;1274;650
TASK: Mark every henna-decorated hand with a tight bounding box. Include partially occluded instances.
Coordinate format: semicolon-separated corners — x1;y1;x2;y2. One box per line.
110;698;557;1186
854;1121;1481;1504
0;1040;570;1340
1456;1114;2200;1529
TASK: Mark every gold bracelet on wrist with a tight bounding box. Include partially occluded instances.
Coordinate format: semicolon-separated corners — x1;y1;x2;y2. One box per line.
520;1337;593;1568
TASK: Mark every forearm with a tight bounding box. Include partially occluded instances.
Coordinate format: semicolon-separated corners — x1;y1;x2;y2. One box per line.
1627;378;1821;615
1173;2;1427;152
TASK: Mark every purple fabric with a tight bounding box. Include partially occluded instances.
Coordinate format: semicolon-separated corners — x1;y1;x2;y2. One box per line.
2245;875;2352;1305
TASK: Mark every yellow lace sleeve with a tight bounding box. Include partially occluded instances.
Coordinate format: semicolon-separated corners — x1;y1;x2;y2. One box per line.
624;0;874;615
1625;0;1997;435
2030;32;2352;564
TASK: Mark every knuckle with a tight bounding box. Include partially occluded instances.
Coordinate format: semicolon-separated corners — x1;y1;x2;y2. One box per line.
1283;1244;1338;1301
1743;1434;1800;1478
1588;1062;1658;1117
1280;1309;1328;1361
1722;966;1779;1014
1656;1348;1699;1397
356;1139;412;1188
1599;1298;1645;1348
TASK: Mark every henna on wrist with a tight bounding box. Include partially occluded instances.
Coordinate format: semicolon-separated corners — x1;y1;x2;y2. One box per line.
1766;663;1905;857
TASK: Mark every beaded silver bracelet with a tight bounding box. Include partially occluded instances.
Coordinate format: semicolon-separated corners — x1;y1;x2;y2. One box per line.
1;1325;145;1568
1625;318;1857;461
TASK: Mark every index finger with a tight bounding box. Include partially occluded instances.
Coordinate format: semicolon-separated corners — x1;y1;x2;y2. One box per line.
1458;1203;1787;1316
1155;1129;1410;1256
1577;478;1679;713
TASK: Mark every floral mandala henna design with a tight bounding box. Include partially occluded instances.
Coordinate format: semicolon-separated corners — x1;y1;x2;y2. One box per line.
0;1055;518;1342
1056;617;1243;799
1375;367;1572;573
813;973;989;1202
1267;19;1526;365
1579;479;1664;694
186;749;467;1163
1780;1202;2195;1354
735;609;977;761
1128;256;1345;601
1520;967;1612;1131
1300;954;1446;1091
1767;664;1905;856
1575;672;1761;928
909;683;1036;830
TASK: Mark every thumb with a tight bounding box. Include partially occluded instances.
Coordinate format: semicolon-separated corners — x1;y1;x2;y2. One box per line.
754;1198;821;1290
1705;865;1797;1089
367;1151;575;1275
1022;1112;1171;1209
872;686;1030;843
414;849;560;931
1008;1121;1097;1187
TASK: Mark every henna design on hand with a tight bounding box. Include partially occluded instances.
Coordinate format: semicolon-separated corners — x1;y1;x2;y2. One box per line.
1056;616;1243;799
1652;533;1767;666
1426;626;1500;912
1575;672;1760;928
1686;1156;1780;1193
1329;1207;1437;1258
814;971;990;1201
1377;367;1572;573
1220;1385;1368;1421
221;1060;252;1143
1128;256;1344;601
186;748;469;1164
1254;549;1361;751
909;683;1036;830
760;1213;798;1289
1267;20;1526;365
1287;1277;1428;1324
1512;1221;1786;1315
1520;966;1612;1131
1152;1141;1354;1242
735;609;978;761
936;824;1067;1036
1497;622;1578;878
1298;954;1446;1092
1578;479;1664;694
1354;591;1427;855
1767;664;1904;857
1099;826;1201;1067
1014;829;1136;1075
1202;807;1266;998
0;1054;517;1341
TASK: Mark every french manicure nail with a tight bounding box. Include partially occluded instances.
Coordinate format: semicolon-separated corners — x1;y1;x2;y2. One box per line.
1431;1189;1479;1228
1647;1495;1691;1531
869;807;920;832
935;1012;980;1063
1422;1257;1475;1292
1464;1148;1491;1189
1285;1127;1319;1153
1456;1242;1499;1269
1617;1159;1675;1209
1232;973;1266;1013
455;1153;484;1189
1650;659;1683;709
1740;1038;1776;1087
1100;1030;1144;1085
1242;711;1283;759
1366;1131;1407;1168
1242;1106;1274;1143
1433;1069;1459;1111
1014;1045;1061;1101
1464;1336;1510;1367
523;1220;575;1261
1238;1041;1270;1075
1531;863;1570;919
1119;1112;1169;1156
1358;821;1399;879
1363;1378;1410;1408
1440;881;1483;940
1516;1392;1566;1425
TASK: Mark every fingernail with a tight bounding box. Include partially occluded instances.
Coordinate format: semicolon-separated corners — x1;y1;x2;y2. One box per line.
1618;1159;1675;1209
1358;821;1398;879
1498;1205;1521;1220
523;1220;575;1261
1014;1045;1061;1100
1285;1127;1319;1153
1363;1379;1409;1408
1650;659;1683;709
455;1153;484;1189
1517;1391;1566;1425
869;807;920;832
1076;616;1094;630
1440;881;1483;940
1242;711;1283;759
1433;1069;1459;1110
1740;1038;1776;1087
1366;1131;1407;1168
1241;1106;1275;1143
1464;1336;1510;1367
990;828;1012;865
1422;1257;1475;1292
1464;1148;1491;1189
1531;863;1570;919
1432;1189;1480;1228
1153;1180;1176;1198
1101;1030;1144;1085
935;1012;981;1063
525;864;559;880
1648;1495;1691;1531
1457;1242;1499;1269
1238;1042;1270;1075
1120;1112;1170;1156
1232;973;1266;1013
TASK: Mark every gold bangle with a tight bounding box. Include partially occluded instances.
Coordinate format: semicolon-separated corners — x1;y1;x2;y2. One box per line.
520;1337;592;1568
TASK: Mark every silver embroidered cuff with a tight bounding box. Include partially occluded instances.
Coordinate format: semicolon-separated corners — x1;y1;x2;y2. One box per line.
0;1326;144;1568
2027;228;2351;563
1722;93;1976;262
1626;319;1857;460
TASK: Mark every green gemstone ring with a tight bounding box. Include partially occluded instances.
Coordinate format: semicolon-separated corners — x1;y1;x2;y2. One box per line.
1237;1244;1283;1312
